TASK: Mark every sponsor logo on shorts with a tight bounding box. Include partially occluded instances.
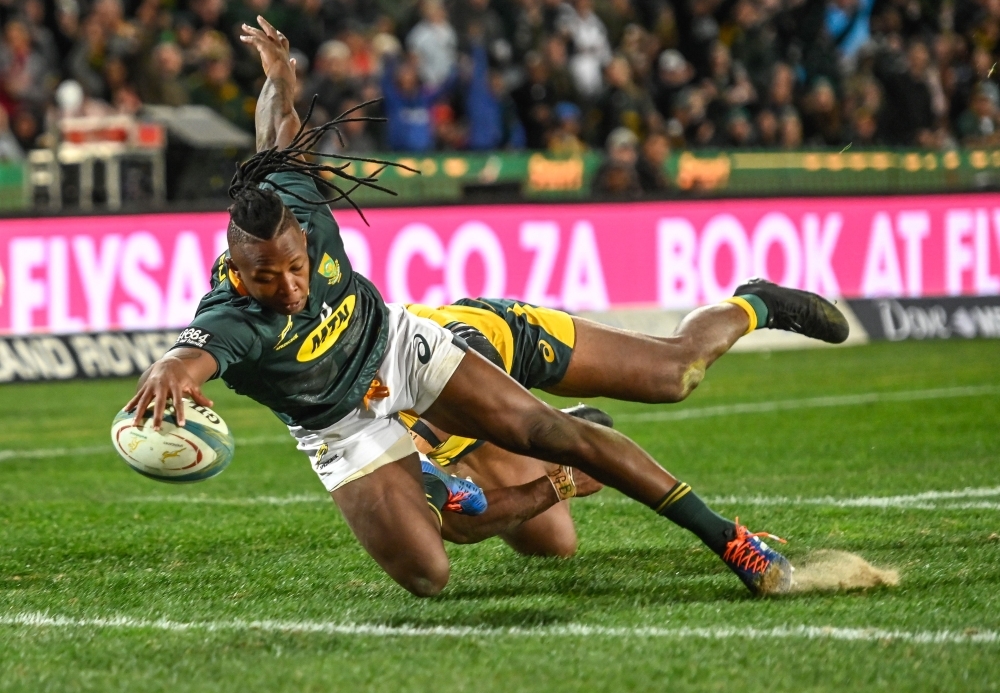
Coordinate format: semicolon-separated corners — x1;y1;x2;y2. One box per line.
538;339;555;363
314;443;341;470
414;334;431;364
175;327;213;349
297;295;355;362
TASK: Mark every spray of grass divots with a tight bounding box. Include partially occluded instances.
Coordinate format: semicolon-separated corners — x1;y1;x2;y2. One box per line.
788;550;899;593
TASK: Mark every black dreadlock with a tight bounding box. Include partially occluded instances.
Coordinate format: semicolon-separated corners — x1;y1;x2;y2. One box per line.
227;98;419;243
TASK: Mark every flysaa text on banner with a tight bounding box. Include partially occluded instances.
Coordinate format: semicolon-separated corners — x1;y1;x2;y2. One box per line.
1;194;999;334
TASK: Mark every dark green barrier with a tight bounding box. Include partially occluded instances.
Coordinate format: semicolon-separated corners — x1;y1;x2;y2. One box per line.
325;147;1000;206
6;147;1000;212
0;162;25;211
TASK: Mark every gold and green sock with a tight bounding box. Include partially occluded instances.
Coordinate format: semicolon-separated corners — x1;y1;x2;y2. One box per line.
653;482;736;556
723;295;769;334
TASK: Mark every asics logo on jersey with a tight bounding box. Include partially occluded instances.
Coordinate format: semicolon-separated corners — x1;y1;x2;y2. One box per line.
414;334;431;364
296;295;356;362
538;339;555;363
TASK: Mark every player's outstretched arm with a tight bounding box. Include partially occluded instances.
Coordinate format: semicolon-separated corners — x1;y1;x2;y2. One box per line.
126;348;217;429
239;16;300;152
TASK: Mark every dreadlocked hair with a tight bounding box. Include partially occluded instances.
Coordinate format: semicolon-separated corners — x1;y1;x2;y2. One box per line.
227;97;418;242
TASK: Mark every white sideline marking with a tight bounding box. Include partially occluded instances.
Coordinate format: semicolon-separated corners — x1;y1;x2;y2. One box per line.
709;485;1000;509
122;485;1000;510
0;434;291;463
616;385;1000;423
1;612;997;644
2;385;996;464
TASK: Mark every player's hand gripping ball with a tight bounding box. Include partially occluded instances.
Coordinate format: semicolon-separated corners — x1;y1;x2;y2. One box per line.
111;399;235;483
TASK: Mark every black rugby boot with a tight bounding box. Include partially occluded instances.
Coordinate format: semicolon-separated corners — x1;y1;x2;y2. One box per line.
561;403;614;428
734;278;850;344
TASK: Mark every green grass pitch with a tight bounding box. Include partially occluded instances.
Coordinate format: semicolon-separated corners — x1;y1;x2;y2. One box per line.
1;339;999;692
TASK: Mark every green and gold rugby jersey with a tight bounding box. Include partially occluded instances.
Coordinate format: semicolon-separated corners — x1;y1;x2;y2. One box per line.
400;298;576;466
174;172;388;430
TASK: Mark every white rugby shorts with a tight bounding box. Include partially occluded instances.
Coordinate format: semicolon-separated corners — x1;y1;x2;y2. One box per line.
287;303;466;492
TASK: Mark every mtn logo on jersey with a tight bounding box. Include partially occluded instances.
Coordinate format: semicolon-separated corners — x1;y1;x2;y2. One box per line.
297;295;356;362
318;253;342;285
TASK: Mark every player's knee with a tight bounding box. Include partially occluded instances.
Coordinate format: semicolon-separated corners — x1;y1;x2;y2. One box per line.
655;340;706;403
399;556;450;598
543;531;578;558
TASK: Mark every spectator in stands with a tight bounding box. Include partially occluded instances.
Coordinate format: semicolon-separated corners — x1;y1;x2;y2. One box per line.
592;126;641;197
329;97;378;154
728;0;776;96
876;39;936;146
636;130;670;193
652;49;694;121
381;56;454;151
0;18;54;112
186;32;255;131
801;77;843;146
548;100;587;155
596;0;638;49
780;108;803;149
304;40;358;119
756;108;778;147
0;104;24;160
848;106;881;146
453;0;509;66
21;0;59;72
825;0;875;74
669;86;714;147
764;62;795;113
957;82;1000;147
702;41;756;116
465;43;526;150
10;107;40;151
543;34;579;103
142;42;191;107
67;14;111;99
557;0;612;100
406;0;458;89
592;55;658;145
512;51;557;149
722;106;755;146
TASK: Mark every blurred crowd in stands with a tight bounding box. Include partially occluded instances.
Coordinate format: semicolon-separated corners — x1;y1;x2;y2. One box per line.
1;0;999;194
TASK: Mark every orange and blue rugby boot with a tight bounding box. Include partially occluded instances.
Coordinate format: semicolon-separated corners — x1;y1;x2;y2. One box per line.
722;517;794;596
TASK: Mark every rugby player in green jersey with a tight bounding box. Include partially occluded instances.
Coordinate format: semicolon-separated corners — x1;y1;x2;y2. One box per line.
128;18;850;598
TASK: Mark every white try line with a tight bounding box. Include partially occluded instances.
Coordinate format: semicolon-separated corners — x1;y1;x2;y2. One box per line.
1;612;997;644
616;384;1000;423
121;485;1000;510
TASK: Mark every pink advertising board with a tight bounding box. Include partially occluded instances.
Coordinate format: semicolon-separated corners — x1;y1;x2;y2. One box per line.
1;194;999;334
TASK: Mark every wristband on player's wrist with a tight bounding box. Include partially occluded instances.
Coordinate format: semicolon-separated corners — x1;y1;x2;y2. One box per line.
547;466;577;502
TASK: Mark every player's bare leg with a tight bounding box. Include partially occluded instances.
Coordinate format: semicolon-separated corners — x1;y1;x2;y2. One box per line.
548;304;749;403
423;351;794;595
549;280;850;403
331;453;450;597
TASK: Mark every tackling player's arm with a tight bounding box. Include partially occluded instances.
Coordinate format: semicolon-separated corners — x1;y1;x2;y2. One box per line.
239;16;300;152
127;348;217;429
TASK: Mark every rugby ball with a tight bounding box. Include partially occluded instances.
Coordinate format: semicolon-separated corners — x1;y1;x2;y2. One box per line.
111;399;235;483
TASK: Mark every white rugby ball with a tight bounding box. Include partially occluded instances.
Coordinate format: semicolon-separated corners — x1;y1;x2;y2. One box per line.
111;399;235;483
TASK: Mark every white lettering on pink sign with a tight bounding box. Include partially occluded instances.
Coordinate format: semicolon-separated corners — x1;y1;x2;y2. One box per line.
2;195;1000;334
